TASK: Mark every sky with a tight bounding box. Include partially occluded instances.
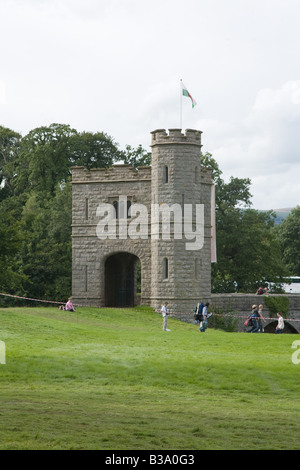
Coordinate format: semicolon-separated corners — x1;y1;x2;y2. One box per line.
0;0;300;210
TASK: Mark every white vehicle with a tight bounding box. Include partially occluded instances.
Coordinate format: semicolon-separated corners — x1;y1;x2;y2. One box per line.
282;277;300;294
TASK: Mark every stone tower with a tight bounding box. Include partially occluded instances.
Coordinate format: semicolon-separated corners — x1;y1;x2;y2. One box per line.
71;128;213;316
150;129;212;313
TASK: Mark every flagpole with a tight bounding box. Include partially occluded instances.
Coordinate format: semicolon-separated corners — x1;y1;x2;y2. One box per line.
180;79;182;130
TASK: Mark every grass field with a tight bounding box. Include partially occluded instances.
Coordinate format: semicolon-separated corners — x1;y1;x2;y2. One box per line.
0;305;299;450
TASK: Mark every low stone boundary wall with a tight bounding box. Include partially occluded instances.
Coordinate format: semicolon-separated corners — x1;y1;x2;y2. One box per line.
169;293;300;333
210;293;299;315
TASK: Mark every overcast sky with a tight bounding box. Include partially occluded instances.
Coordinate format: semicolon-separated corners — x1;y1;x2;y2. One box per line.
1;0;300;210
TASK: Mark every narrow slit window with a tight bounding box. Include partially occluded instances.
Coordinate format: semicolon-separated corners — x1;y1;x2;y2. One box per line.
127;200;132;218
163;258;169;279
85;198;89;220
165;166;169;183
113;201;118;219
195;259;199;279
85;265;88;292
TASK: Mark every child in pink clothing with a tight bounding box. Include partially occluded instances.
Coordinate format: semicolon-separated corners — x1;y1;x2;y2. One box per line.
65;297;76;312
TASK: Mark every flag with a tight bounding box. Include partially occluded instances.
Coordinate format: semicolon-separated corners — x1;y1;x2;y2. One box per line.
182;82;197;108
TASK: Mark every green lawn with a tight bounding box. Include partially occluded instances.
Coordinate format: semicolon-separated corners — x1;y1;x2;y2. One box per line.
0;306;299;450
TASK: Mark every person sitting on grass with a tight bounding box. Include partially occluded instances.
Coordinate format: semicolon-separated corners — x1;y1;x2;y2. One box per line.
65;297;76;312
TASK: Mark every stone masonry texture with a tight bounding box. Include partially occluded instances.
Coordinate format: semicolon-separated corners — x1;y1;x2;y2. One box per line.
71;129;213;313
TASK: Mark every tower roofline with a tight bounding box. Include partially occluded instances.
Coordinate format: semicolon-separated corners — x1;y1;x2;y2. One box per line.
151;128;202;147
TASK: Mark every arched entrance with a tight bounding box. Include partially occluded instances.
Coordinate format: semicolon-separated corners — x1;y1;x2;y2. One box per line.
105;252;140;307
264;320;299;334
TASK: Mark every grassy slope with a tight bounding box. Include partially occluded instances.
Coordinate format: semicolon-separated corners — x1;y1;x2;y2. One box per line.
0;306;299;450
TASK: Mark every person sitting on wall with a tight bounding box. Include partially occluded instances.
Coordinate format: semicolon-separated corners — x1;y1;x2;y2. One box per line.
256;286;268;295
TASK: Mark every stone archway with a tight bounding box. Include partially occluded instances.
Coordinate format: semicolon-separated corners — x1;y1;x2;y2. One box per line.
105;252;140;307
264;320;299;334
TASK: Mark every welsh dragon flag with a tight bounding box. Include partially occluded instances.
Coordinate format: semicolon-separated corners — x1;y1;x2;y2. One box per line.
182;82;197;108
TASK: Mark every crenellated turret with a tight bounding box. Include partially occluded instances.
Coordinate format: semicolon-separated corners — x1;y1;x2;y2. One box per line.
150;128;212;313
151;128;202;146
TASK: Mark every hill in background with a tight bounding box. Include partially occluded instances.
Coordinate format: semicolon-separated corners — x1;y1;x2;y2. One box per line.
260;207;294;224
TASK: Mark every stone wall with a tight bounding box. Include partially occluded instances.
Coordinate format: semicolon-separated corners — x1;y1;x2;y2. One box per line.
72;129;214;314
72;164;152;307
168;293;300;333
210;293;300;316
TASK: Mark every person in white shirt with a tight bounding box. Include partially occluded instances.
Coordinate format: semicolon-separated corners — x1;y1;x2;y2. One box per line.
275;312;284;334
202;302;210;321
200;302;211;332
161;302;170;331
258;304;265;332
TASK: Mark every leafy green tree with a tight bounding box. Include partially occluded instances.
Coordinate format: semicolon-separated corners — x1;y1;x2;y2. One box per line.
14;124;123;196
70;131;121;169
20;183;72;301
201;152;287;292
0;126;22;200
201;152;252;210
0;201;26;295
276;206;300;275
214;208;286;292
14;123;78;195
121;144;151;168
11;124;136;302
1;124;124;303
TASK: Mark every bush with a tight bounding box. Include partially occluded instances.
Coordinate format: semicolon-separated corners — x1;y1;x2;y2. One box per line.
209;306;239;332
264;296;290;318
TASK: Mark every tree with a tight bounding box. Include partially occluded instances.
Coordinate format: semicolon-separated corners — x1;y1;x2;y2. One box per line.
0;126;22;200
121;144;151;168
14;124;124;196
14;123;78;195
276;206;300;276
201;152;252;210
0;123;133;303
20;184;72;301
0;200;26;294
201;152;287;292
214;208;287;292
70;131;121;169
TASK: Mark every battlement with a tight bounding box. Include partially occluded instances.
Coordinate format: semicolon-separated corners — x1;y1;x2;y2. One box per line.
151;128;202;147
199;166;213;184
71;164;151;183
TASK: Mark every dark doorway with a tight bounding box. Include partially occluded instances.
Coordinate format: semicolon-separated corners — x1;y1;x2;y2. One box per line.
105;253;139;307
264;321;299;334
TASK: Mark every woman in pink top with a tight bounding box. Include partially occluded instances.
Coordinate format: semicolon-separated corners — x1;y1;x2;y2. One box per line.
65;297;76;312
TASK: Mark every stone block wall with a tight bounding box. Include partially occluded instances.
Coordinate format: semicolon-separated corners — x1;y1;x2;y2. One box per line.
150;129;213;313
168;293;300;334
72;129;214;313
72;164;152;306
